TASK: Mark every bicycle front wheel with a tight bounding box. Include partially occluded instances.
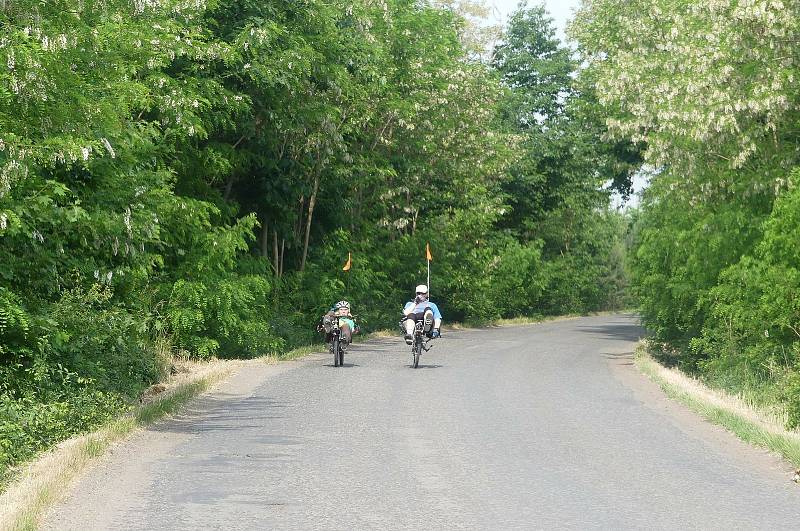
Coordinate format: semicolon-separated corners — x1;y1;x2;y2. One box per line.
333;337;340;367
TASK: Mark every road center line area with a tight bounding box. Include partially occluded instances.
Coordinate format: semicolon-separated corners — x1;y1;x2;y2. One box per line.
44;315;799;530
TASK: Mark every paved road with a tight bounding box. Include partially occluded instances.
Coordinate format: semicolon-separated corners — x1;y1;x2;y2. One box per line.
45;315;799;530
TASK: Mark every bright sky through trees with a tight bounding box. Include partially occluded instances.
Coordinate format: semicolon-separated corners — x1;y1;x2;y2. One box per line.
488;0;580;40
485;1;645;207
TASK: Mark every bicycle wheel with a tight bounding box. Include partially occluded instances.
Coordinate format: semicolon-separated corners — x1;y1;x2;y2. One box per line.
412;337;421;368
333;337;340;367
338;344;345;366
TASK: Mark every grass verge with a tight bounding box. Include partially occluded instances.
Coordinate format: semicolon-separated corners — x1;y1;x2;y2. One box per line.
0;360;234;531
636;343;800;468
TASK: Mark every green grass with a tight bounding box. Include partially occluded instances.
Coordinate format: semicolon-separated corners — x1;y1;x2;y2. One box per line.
636;346;800;468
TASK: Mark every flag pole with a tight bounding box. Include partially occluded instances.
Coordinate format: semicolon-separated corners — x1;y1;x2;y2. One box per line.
343;252;352;296
426;243;432;297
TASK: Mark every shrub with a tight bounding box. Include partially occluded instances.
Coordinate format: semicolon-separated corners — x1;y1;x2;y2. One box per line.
690;185;800;425
166;275;283;358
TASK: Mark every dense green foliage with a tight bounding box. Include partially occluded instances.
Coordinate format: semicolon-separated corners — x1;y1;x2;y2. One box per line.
0;0;630;481
572;0;800;424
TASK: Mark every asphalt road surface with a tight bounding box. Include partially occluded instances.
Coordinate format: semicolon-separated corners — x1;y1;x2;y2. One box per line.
44;315;800;530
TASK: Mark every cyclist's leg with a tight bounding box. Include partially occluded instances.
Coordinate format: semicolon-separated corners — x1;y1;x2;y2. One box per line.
340;321;352;345
403;317;415;344
423;309;434;334
404;312;424;343
322;312;335;334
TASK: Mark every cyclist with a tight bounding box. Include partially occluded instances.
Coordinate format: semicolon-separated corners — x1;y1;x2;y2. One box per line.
402;284;442;345
318;300;357;349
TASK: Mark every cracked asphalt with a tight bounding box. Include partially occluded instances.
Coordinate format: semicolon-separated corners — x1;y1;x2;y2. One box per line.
44;315;800;530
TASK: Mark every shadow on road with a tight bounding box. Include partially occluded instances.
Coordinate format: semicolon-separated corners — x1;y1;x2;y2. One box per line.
575;322;645;342
351;338;403;354
602;351;634;366
357;346;400;353
150;394;290;434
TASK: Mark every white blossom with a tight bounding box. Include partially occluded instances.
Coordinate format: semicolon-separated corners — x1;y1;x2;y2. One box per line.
101;138;116;158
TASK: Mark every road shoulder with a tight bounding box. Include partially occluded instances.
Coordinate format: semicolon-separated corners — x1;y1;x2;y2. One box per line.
606;343;797;484
0;355;308;531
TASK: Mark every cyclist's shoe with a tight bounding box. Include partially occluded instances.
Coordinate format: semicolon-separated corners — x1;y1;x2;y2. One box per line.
424;312;433;329
404;333;413;345
341;341;349;351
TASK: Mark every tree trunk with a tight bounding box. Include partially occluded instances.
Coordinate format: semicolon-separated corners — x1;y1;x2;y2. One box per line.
294;195;304;241
260;217;270;258
279;238;285;277
273;230;280;276
300;172;320;272
223;176;235;202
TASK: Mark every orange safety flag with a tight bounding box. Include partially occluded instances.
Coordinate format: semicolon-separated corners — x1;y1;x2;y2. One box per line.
426;242;432;262
342;252;352;271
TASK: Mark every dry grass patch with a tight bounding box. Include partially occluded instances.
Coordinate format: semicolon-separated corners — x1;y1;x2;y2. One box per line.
0;359;234;531
636;345;800;468
365;329;396;339
491;315;577;326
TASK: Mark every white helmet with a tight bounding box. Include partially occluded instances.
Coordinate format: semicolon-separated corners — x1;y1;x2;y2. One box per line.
334;300;351;311
415;284;428;295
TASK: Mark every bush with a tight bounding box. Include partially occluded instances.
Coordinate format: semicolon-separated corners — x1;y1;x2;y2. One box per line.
686;185;800;425
785;368;800;429
166;275;283;358
46;284;161;398
0;284;154;481
630;177;771;347
0;385;126;483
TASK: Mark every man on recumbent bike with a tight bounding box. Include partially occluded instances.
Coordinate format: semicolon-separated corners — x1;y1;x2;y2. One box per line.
401;284;442;345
